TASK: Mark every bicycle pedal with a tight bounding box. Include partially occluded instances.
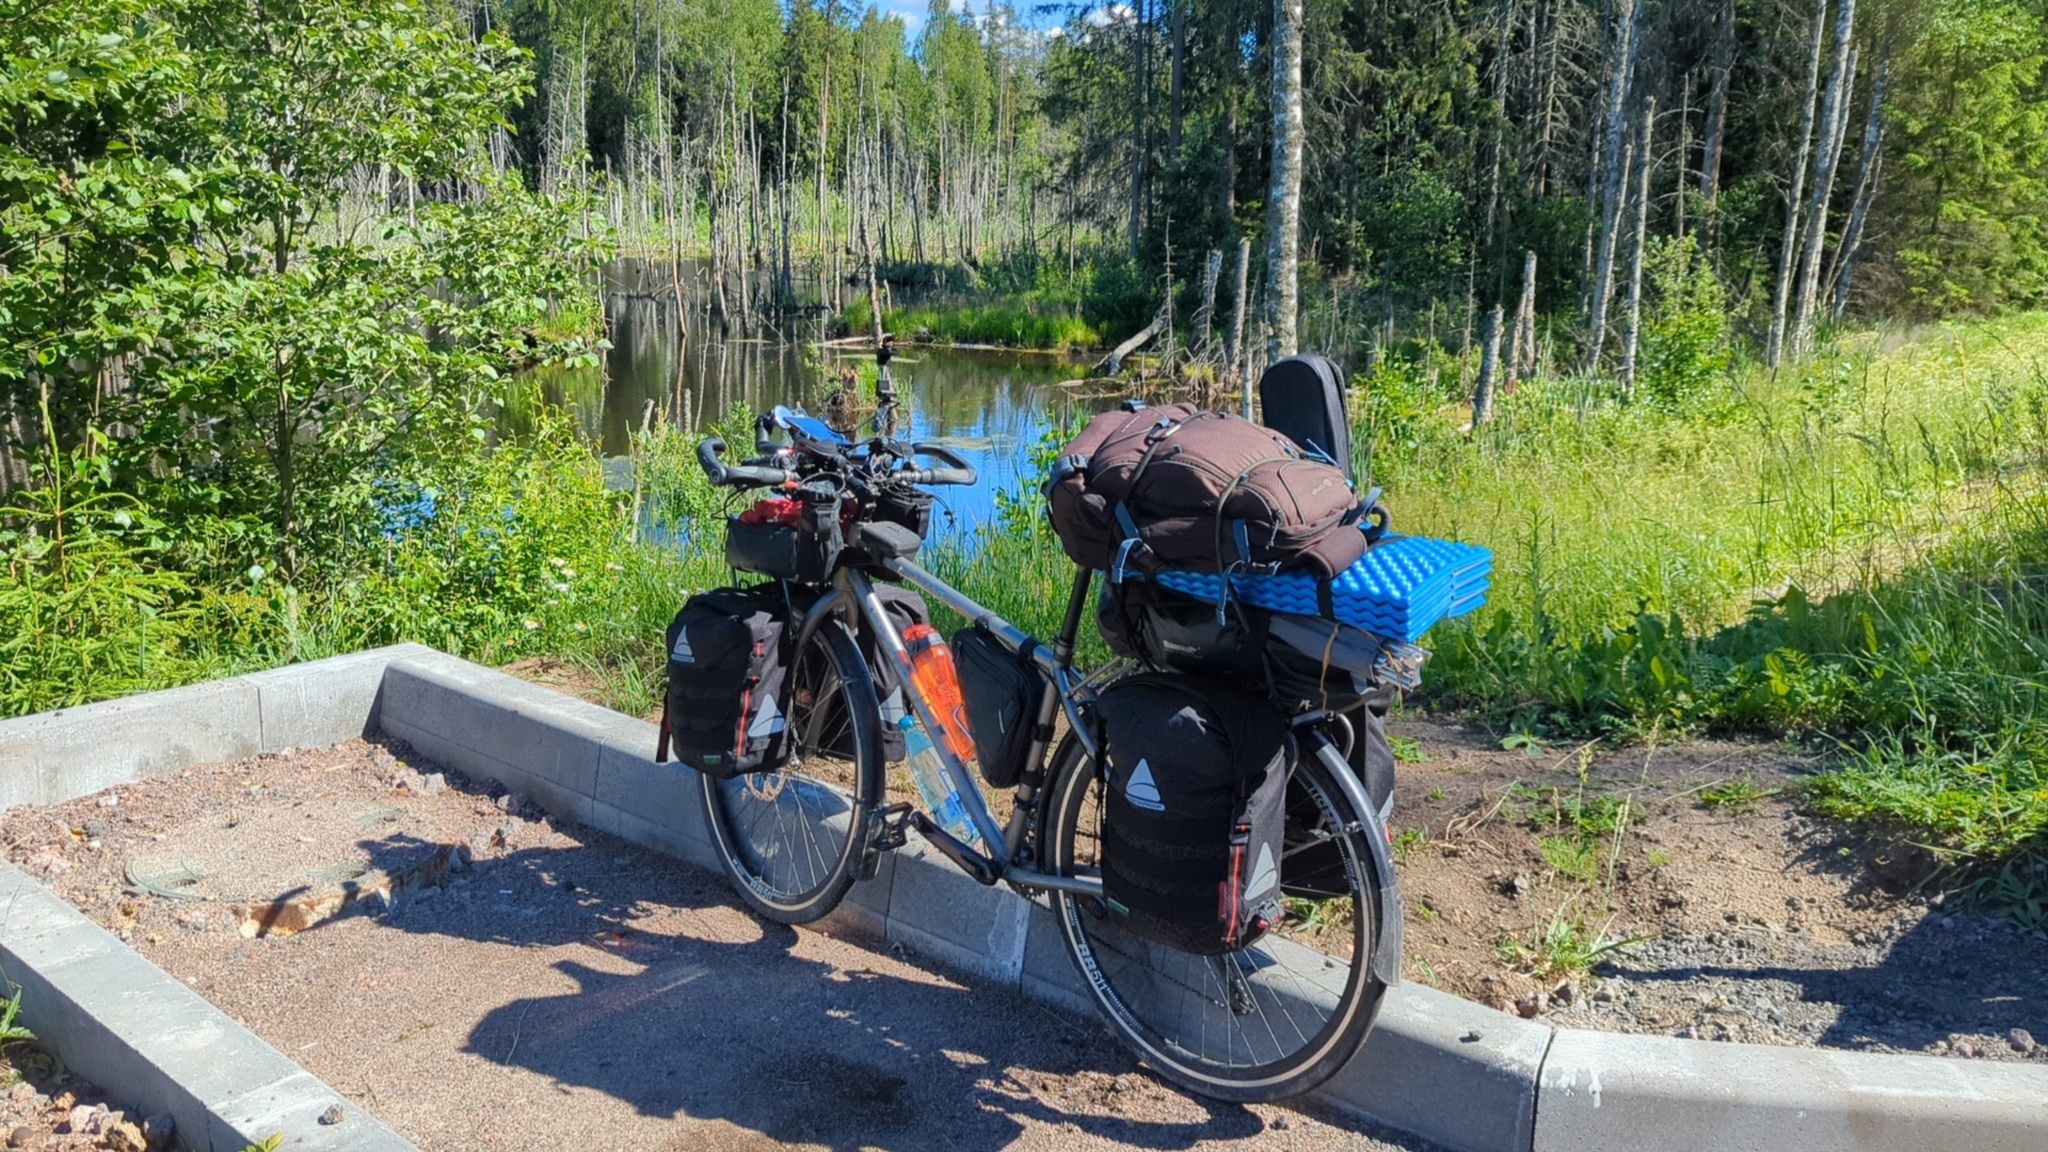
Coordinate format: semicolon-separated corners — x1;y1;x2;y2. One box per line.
871;802;914;852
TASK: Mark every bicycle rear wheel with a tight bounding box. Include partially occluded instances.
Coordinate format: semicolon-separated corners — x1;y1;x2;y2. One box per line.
1040;733;1388;1101
701;613;882;924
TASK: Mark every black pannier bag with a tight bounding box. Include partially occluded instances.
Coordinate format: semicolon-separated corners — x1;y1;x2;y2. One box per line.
1095;674;1292;955
953;626;1040;788
658;586;793;778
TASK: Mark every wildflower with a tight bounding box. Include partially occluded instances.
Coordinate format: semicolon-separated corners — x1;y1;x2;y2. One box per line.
552;582;570;593
573;622;587;632
523;619;539;631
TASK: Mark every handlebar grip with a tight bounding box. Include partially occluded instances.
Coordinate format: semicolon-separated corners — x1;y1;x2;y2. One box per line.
906;443;978;487
698;437;798;488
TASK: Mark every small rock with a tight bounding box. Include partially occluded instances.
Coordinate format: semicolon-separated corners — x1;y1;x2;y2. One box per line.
50;1092;75;1112
318;1104;344;1126
1591;986;1616;1004
1460;1030;1484;1043
7;1083;32;1104
497;793;525;815
1509;874;1531;898
1785;895;1804;911
1110;1076;1131;1093
82;818;111;839
1272;1115;1292;1131
97;794;119;808
2010;1028;2037;1054
6;1124;32;1149
103;1120;146;1152
1953;1040;1978;1058
141;1114;175;1143
419;772;447;796
1513;992;1546;1019
1551;981;1578;1007
64;1104;97;1135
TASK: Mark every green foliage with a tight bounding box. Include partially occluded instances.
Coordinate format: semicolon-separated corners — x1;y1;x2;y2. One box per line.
1889;0;2048;314
1635;236;1731;406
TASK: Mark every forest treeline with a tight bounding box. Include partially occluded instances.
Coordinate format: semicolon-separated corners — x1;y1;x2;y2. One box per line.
496;0;2048;363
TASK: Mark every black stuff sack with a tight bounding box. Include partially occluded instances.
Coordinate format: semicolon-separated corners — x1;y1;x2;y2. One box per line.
1095;674;1292;955
659;586;793;778
953;626;1041;788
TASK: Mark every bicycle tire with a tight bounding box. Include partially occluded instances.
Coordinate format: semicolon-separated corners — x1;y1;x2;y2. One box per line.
701;613;882;924
1040;732;1388;1101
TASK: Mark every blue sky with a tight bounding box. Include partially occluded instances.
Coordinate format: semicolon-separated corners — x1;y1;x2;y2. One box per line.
875;0;1072;34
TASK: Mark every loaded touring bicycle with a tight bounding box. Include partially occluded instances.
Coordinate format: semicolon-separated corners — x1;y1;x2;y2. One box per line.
660;344;1454;1102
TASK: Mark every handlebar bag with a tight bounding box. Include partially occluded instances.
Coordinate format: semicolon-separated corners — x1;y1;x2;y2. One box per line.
725;486;843;583
1045;404;1369;580
657;586;793;779
1095;674;1291;956
953;626;1041;788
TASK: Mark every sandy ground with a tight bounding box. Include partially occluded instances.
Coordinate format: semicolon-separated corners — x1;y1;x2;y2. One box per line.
2;741;1437;1152
1384;713;2046;1060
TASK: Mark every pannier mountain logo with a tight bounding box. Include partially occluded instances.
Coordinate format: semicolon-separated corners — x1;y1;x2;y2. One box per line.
747;694;786;738
1124;759;1165;811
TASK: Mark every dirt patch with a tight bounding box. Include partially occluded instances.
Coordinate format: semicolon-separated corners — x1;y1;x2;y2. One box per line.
0;1064;169;1152
0;740;1434;1152
1386;713;2048;1061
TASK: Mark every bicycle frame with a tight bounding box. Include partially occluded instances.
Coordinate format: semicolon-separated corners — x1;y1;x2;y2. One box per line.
790;557;1106;898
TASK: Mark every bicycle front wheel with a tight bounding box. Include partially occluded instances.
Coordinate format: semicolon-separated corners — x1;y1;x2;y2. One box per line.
701;613;882;924
1041;734;1389;1101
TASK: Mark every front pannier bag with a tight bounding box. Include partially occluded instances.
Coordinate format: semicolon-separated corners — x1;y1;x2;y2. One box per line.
658;586;793;778
1045;404;1369;579
1095;674;1292;955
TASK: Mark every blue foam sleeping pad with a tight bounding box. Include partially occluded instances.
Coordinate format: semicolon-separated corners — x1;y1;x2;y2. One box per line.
1153;535;1493;643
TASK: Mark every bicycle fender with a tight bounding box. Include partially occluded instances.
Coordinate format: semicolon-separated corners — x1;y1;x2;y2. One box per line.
1310;738;1404;989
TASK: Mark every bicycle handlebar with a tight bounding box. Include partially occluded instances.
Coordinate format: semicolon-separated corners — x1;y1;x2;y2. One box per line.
697;437;798;489
896;442;977;487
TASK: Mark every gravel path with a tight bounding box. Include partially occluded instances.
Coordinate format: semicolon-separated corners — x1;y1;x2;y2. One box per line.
3;739;1440;1152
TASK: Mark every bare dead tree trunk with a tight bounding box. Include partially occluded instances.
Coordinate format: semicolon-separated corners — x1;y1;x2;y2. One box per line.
1620;98;1656;396
1473;304;1504;429
1793;0;1859;359
1265;0;1306;359
1509;249;1538;388
1229;237;1253;416
1588;0;1643;369
1829;50;1890;322
1768;1;1828;369
1128;0;1147;260
1699;0;1734;214
1193;249;1223;351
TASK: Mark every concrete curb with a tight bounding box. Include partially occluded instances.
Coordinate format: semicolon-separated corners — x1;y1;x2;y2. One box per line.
6;647;2047;1152
0;645;436;1151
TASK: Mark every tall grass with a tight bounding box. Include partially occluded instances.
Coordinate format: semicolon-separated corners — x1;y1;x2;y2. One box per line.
1371;316;2048;866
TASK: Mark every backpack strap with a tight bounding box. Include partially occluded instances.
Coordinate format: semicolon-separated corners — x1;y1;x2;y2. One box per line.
656;706;673;764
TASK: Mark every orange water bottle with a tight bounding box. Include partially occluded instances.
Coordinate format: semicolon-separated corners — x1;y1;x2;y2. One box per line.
902;624;977;763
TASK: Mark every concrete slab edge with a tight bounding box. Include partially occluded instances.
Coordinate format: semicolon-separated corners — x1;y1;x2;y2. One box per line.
0;863;419;1152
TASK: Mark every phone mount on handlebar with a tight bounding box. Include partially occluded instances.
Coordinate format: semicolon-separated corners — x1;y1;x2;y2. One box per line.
873;336;899;438
764;405;851;453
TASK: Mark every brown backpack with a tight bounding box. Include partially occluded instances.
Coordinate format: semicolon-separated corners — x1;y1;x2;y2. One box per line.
1045;403;1369;578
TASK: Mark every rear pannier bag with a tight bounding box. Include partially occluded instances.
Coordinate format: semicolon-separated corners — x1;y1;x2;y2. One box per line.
659;586;793;778
1045;404;1369;579
1095;674;1292;955
953;626;1041;788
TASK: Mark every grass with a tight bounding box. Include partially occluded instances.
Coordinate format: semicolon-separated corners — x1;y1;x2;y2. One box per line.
1699;776;1784;811
1371;314;2048;878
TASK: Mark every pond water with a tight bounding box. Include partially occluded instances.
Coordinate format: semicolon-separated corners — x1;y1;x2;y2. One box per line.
535;259;1108;532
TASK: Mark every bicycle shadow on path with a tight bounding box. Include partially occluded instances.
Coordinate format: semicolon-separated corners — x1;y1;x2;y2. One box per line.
363;827;1426;1152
